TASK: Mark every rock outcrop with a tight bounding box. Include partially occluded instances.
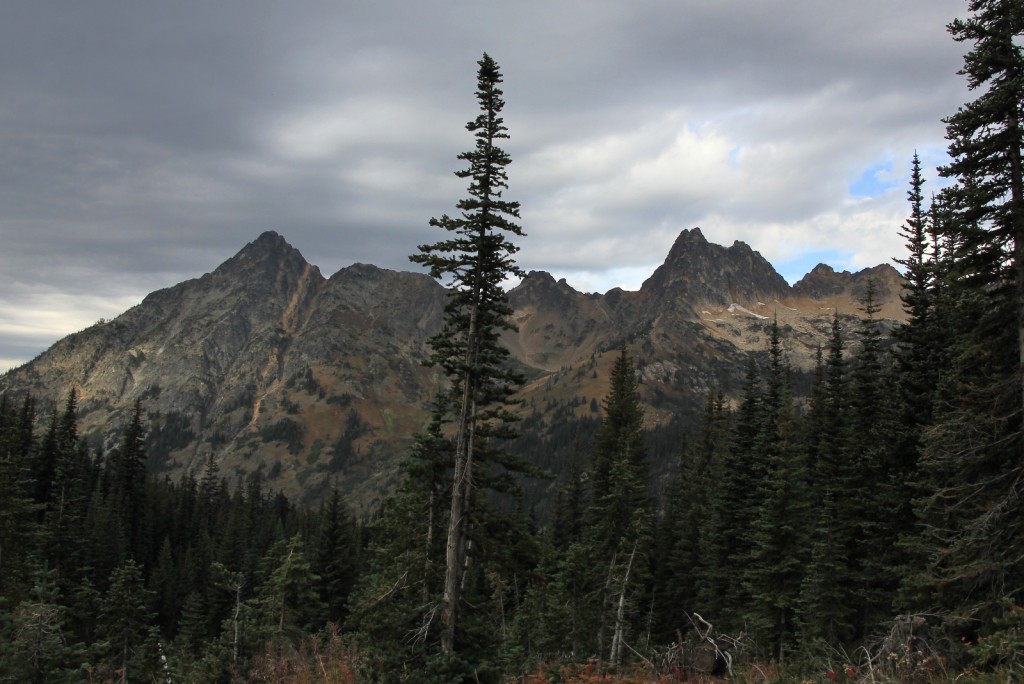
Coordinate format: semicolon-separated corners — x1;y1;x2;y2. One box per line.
0;229;905;508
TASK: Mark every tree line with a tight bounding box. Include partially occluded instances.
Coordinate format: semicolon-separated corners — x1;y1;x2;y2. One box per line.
0;393;360;681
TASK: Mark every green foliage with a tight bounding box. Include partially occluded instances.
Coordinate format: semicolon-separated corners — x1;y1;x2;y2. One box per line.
144;409;194;465
110;399;149;562
0;5;1020;680
314;484;359;625
2;568;87;684
347;404;452;677
0;389;360;680
258;534;323;637
259;417;305;454
969;598;1024;677
0;394;41;602
406;52;532;657
799;320;856;645
650;392;725;644
698;358;762;631
739;319;806;659
306;438;323;465
521;346;653;667
97;558;157;682
903;0;1024;644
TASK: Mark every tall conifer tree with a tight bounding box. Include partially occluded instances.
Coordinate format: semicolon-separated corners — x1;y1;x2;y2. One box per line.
409;53;525;657
799;315;855;645
586;346;651;665
0;395;39;601
912;0;1024;633
894;154;940;435
699;358;762;630
347;403;452;676
313;484;357;625
744;318;806;661
111;400;148;562
942;0;1024;397
845;282;902;636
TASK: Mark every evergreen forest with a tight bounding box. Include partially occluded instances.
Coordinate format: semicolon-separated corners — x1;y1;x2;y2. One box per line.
1;2;1023;681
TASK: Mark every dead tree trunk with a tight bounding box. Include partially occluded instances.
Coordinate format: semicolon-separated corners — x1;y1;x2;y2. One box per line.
609;540;638;665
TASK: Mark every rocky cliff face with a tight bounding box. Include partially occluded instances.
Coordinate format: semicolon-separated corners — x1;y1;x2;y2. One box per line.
639;228;792;311
0;229;904;508
792;262;905;318
12;231;325;435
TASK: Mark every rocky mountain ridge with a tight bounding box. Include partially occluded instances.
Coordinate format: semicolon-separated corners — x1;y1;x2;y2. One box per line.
0;229;904;508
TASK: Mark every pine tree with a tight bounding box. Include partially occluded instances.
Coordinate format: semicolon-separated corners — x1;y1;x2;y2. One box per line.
347;403;452;675
652;391;727;643
798;317;856;645
196;454;225;534
31;395;67;509
942;0;1024;398
0;394;40;601
699;358;762;631
258;534;322;637
844;281;902;637
743;317;806;662
37;391;94;587
585;346;652;665
149;537;179;637
174;590;210;657
889;159;948;617
3;567;85;684
910;0;1024;639
588;346;649;545
98;559;156;683
548;439;587;553
409;52;526;657
313;483;358;625
110;400;148;562
894;153;939;433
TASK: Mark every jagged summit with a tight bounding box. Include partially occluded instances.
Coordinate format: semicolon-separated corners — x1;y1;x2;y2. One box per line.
253;229;289;248
513;270;575;295
793;264;846;298
227;230;293;262
0;229;906;508
640;228;791;309
792;262;904;318
666;226;708;251
523;270;558;283
212;230;318;280
661;227;763;262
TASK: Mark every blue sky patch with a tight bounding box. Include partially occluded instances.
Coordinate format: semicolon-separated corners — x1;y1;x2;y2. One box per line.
849;159;898;198
728;146;742;169
776;249;851;285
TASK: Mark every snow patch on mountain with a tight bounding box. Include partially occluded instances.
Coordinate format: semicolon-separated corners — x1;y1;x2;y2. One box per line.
728;303;768;320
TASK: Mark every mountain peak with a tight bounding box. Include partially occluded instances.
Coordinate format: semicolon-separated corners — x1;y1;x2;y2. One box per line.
0;229;909;511
254;229;285;245
526;270;557;283
792;262;905;309
508;270;581;311
643;228;790;308
729;239;754;254
239;230;297;260
679;227;706;241
665;227;709;258
212;231;313;280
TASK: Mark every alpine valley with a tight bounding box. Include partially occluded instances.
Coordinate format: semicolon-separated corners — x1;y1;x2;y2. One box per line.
0;228;904;510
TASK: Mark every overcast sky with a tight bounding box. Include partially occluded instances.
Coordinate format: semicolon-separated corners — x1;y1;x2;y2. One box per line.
1;0;971;371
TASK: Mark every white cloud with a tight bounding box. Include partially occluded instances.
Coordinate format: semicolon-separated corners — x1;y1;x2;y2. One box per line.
0;0;974;365
0;291;145;372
